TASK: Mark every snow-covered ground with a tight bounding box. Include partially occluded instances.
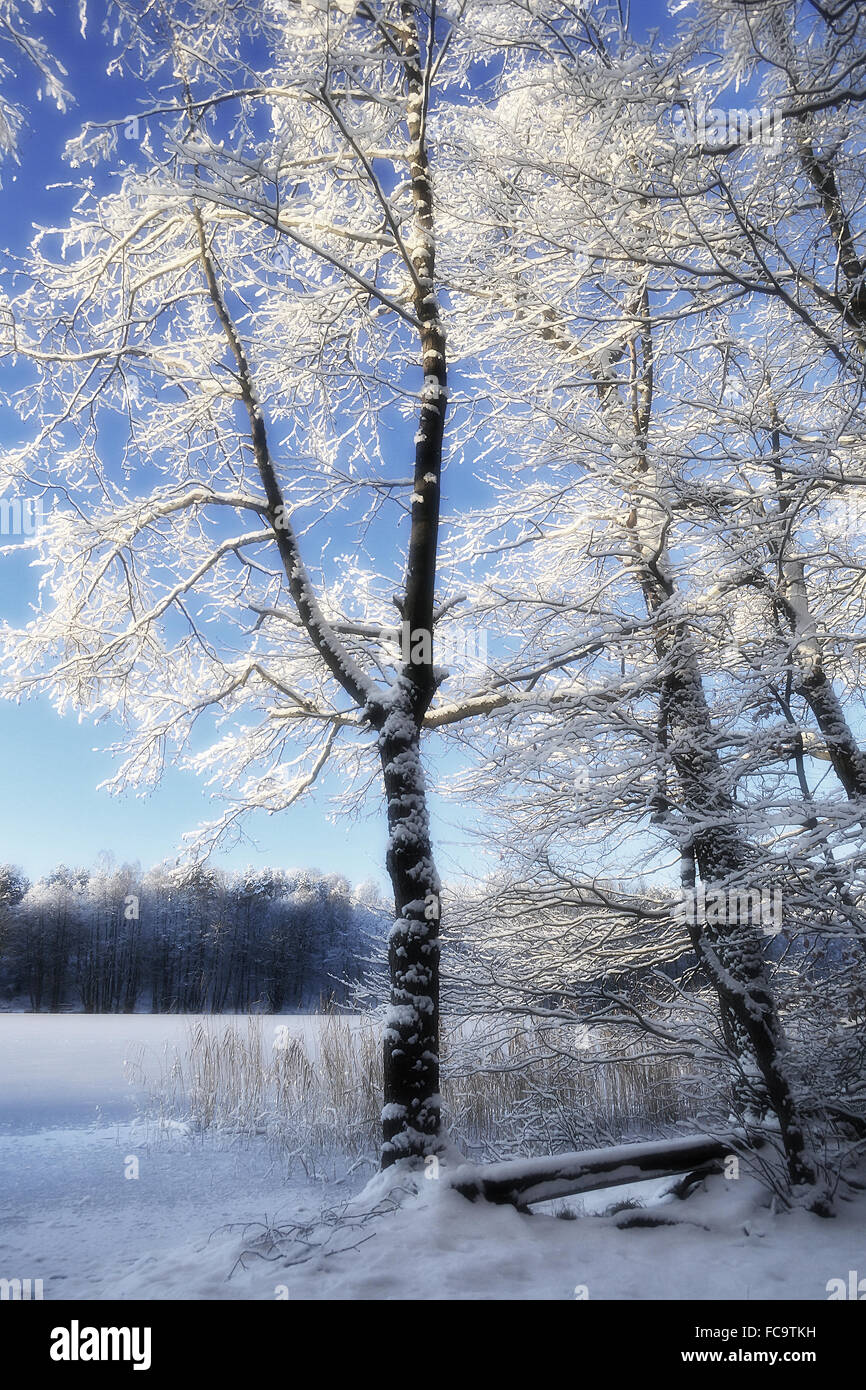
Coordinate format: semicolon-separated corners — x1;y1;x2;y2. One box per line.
1;1015;863;1300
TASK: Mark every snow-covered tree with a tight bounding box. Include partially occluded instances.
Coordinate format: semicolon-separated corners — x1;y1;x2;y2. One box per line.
2;0;865;1210
0;0;76;167
0;0;498;1166
423;0;866;1206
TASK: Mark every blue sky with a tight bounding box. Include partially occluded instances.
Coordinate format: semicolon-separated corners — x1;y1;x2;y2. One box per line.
0;4;390;884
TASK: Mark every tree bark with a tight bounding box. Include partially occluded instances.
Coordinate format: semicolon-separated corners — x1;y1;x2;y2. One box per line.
375;2;448;1167
604;286;826;1204
379;691;441;1165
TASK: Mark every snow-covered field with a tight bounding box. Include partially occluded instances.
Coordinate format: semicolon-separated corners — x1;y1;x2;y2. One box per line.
1;1015;863;1300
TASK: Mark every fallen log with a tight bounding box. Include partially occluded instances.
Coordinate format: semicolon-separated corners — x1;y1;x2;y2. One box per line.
449;1133;742;1208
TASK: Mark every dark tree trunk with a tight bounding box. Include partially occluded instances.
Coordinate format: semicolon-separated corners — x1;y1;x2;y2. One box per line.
191;0;448;1168
379;693;441;1165
796;666;866;804
663;662;826;1204
598;284;827;1207
375;3;447;1167
452;1133;741;1207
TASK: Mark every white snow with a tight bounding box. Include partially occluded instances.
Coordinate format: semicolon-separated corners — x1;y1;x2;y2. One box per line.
2;1015;864;1301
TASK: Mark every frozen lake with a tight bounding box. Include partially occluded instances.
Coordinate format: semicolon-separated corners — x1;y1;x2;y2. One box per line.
0;1013;345;1131
0;1013;367;1300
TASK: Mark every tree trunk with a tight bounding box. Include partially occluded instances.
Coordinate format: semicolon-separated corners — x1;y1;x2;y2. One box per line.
603;288;826;1205
379;690;441;1166
663;660;826;1203
375;3;447;1168
189;1;449;1169
451;1133;740;1207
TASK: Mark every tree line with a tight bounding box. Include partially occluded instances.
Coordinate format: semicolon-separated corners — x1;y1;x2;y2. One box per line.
0;862;385;1013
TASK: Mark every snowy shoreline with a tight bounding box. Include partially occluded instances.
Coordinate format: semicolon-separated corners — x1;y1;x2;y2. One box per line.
2;1015;863;1301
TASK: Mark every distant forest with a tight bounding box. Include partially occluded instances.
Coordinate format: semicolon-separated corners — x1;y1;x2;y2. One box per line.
0;862;386;1012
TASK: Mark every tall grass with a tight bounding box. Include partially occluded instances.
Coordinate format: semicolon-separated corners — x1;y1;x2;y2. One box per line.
133;1009;704;1172
444;1024;699;1158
